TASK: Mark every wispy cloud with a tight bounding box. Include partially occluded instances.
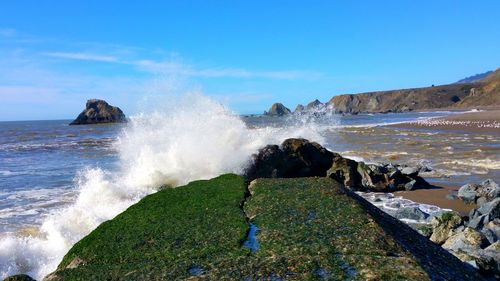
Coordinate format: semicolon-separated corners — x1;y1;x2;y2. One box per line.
0;28;16;37
43;52;119;63
133;60;324;80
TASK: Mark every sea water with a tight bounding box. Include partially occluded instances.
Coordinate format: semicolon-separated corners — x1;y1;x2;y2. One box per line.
0;94;499;279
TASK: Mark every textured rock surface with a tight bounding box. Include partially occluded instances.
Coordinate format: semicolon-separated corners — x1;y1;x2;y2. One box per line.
245;138;334;180
70;99;126;125
44;176;486;280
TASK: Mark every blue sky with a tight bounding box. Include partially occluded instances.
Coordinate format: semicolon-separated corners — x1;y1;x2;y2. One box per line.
0;1;499;121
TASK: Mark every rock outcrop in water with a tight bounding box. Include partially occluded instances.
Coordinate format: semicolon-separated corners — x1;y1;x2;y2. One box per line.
244;138;334;180
263;103;291;116
245;138;429;192
70;99;127;125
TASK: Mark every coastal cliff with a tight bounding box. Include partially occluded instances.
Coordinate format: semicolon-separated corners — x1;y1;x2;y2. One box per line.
269;68;500;115
70;99;127;125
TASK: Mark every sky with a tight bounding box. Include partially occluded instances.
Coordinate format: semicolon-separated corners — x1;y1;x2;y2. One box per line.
0;1;499;121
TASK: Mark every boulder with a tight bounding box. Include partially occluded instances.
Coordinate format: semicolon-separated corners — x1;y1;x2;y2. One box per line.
326;156;360;188
264;103;291;116
442;227;488;252
394;206;428;221
458;179;500;204
478;198;500;220
458;184;480;203
70;99;126;125
430;212;463;245
245;138;334;180
482;220;500;244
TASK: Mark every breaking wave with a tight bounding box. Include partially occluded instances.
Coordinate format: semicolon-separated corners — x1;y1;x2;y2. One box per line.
0;93;327;279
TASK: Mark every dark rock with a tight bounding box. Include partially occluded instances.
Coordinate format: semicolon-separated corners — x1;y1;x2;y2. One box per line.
394;206;428;221
3;275;36;281
264;103;291;116
327;156;360;188
468;214;489;229
245;138;334;180
70;99;126;125
482;220;500;244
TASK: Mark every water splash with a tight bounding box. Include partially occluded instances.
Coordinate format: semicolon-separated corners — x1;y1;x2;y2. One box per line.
0;92;326;280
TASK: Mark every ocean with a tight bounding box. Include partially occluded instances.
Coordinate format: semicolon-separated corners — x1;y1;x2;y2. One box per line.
0;94;499;279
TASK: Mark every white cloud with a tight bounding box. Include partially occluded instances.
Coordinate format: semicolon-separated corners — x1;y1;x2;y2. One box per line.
43;52;119;63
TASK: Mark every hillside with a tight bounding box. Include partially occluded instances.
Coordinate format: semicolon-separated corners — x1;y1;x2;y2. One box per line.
455;68;500;108
267;68;500;114
42;175;484;280
328;83;475;114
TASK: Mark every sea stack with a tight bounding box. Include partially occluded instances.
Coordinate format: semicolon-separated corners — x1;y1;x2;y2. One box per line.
70;99;127;125
264;103;291;116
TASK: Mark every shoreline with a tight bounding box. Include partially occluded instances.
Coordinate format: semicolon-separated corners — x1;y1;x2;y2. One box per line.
389;109;500;134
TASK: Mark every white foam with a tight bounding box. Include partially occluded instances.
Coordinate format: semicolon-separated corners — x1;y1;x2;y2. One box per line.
0;93;326;280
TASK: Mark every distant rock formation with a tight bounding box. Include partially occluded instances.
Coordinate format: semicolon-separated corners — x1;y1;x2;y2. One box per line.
264;68;500;114
70;99;127;125
263;103;291;116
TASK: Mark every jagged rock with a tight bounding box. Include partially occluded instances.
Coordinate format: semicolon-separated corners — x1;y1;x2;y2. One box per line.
469;214;489;229
326;156;359;188
245;138;334;180
458;184;480;203
430;212;463;245
70;99;126;125
458;179;500;204
482;220;500;244
442;227;488;252
264;103;291;116
452;249;499;278
294;104;305;113
394;206;428;221
306;99;323;110
478;198;500;220
3;275;36;281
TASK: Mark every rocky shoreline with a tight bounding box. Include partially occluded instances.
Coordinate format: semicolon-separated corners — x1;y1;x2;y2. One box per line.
4;138;498;280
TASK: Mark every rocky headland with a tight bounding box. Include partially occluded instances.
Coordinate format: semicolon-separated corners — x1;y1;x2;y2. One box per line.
11;139;494;280
264;68;500;115
69;99;127;125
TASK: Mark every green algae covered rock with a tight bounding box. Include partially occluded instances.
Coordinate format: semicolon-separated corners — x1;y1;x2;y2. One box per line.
45;175;486;280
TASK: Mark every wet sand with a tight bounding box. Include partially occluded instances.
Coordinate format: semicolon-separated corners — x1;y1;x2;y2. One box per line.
395;184;476;216
392;110;500;134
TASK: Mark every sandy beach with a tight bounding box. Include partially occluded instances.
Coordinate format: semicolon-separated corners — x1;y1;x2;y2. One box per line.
392;109;500;134
395;184;476;216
